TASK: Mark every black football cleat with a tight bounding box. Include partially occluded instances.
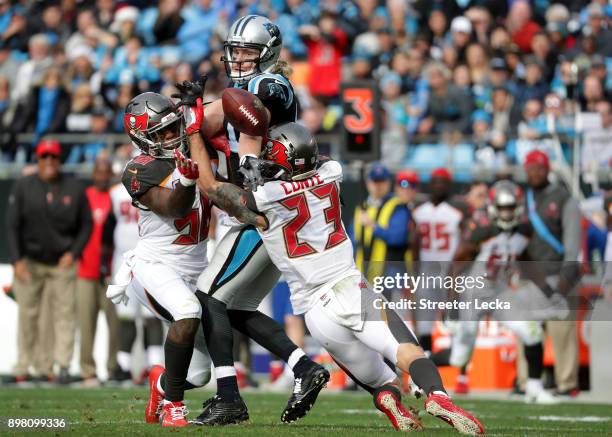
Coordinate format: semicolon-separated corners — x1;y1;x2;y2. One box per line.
281;364;330;423
190;395;249;426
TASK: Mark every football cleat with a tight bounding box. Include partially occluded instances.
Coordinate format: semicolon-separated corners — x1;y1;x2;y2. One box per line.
425;393;485;435
281;364;330;423
525;379;559;405
374;388;423;431
455;375;470;395
145;365;165;424
190;395;249;426
159;401;189;427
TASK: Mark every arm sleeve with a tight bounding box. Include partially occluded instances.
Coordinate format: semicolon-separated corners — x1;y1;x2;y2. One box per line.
70;188;93;258
372;207;409;247
562;196;582;262
6;179;23;263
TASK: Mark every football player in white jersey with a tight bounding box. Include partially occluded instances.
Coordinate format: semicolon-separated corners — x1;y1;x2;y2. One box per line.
412;169;469;350
432;181;561;404
105;92;213;427
186;120;485;435
102;183;163;383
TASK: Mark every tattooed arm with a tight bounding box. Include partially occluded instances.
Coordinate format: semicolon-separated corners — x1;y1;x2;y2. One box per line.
188;132;268;230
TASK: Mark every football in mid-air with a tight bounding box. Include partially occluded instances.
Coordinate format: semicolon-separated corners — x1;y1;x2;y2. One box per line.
222;88;269;137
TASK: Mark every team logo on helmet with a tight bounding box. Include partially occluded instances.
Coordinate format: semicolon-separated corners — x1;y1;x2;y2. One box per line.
124;112;149;135
266;139;291;172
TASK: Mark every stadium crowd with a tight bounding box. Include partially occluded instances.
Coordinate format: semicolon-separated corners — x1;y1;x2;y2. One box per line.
0;0;611;170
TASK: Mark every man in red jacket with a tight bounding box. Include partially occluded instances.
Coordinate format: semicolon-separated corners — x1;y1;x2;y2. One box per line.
77;156;120;385
299;11;348;103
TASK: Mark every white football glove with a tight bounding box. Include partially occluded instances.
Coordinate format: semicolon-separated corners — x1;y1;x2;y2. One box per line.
106;283;129;305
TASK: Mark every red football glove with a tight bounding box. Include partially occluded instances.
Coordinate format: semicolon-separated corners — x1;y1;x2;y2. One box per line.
174;149;199;186
208;133;231;158
183;97;204;135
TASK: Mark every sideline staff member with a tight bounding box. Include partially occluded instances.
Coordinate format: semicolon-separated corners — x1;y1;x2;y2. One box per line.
7;139;92;383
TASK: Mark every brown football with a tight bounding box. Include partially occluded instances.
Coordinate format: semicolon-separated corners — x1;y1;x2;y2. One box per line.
222;88;269;136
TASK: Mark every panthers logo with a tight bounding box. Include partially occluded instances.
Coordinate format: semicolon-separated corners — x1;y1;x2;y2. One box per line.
266;140;291;172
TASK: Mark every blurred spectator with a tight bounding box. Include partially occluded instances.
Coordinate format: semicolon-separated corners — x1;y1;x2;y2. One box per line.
12;34;53;103
449;16;472;64
299;10;347;102
464;6;492;46
514;56;549;106
589;54;610;93
349;50;374;80
580;74;605;111
518;99;545;140
0;74;8;126
65;46;98;93
31;4;72;48
66;84;95;134
349;163;409;283
6;139;92;384
418;62;473;136
490;25;512;54
177;0;222;64
523;150;581;397
582;3;612;56
531;32;556;83
507;0;541;53
394;169;419;208
299;97;336;156
490;85;514;149
543;93;575;137
427;8;447;58
595;100;612;130
110;6;139;46
65;9;117;56
77;156;119;385
11;67;70;158
0;41;18;87
380;72;408;167
0;0;27;51
95;0;115;30
105;36;160;89
153;0;184;45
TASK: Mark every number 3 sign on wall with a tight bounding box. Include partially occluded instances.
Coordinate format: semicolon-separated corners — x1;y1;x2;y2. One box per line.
341;81;381;162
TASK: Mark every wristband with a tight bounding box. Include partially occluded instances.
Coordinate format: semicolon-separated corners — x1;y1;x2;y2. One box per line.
179;175;197;187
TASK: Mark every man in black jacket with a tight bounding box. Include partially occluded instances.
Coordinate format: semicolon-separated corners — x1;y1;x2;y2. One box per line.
6;139;92;384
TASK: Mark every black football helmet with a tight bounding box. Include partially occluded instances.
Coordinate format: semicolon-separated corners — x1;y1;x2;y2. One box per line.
260;122;318;181
487;180;524;230
123;92;185;159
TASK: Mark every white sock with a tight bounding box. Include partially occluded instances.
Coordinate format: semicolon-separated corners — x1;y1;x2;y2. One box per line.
156;374;165;395
117;351;131;372
281;363;294;379
287;349;306;370
526;378;543;393
215;366;236;379
147;346;164;367
433;390;449;397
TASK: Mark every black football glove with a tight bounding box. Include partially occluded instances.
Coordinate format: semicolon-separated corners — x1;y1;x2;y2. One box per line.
239;154;266;192
171;75;208;107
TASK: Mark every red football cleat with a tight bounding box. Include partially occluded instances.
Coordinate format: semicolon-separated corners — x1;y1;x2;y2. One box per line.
145;365;165;424
374;389;423;431
159;401;189;427
425;393;484;435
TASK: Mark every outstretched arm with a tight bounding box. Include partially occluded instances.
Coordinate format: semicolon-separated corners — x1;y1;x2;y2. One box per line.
186;130;267;230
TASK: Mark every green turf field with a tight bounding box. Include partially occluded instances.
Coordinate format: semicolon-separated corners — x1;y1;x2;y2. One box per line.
1;388;611;436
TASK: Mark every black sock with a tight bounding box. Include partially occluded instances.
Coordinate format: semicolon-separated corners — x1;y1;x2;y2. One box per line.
524;343;544;379
160;373;200;392
409;357;446;395
163;339;194;402
119;320;137;353
196;291;235;368
292;355;316;377
144;318;163;348
217;376;240;400
460;365;468;376
227;309;298;362
429;348;451;366
418;334;432;352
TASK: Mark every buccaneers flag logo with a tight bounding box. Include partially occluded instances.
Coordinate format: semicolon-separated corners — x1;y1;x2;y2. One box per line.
124;112;149;135
266;140;291;172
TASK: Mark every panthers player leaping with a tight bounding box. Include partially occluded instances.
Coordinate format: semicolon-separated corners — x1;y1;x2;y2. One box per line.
186;121;485;435
164;15;329;425
106;92;214;427
431;180;563;404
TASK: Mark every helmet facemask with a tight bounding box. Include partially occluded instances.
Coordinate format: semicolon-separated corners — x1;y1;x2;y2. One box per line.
132;111;186;159
222;43;268;84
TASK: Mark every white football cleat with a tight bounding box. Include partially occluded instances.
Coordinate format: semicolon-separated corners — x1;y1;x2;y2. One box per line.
525;379;559;404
